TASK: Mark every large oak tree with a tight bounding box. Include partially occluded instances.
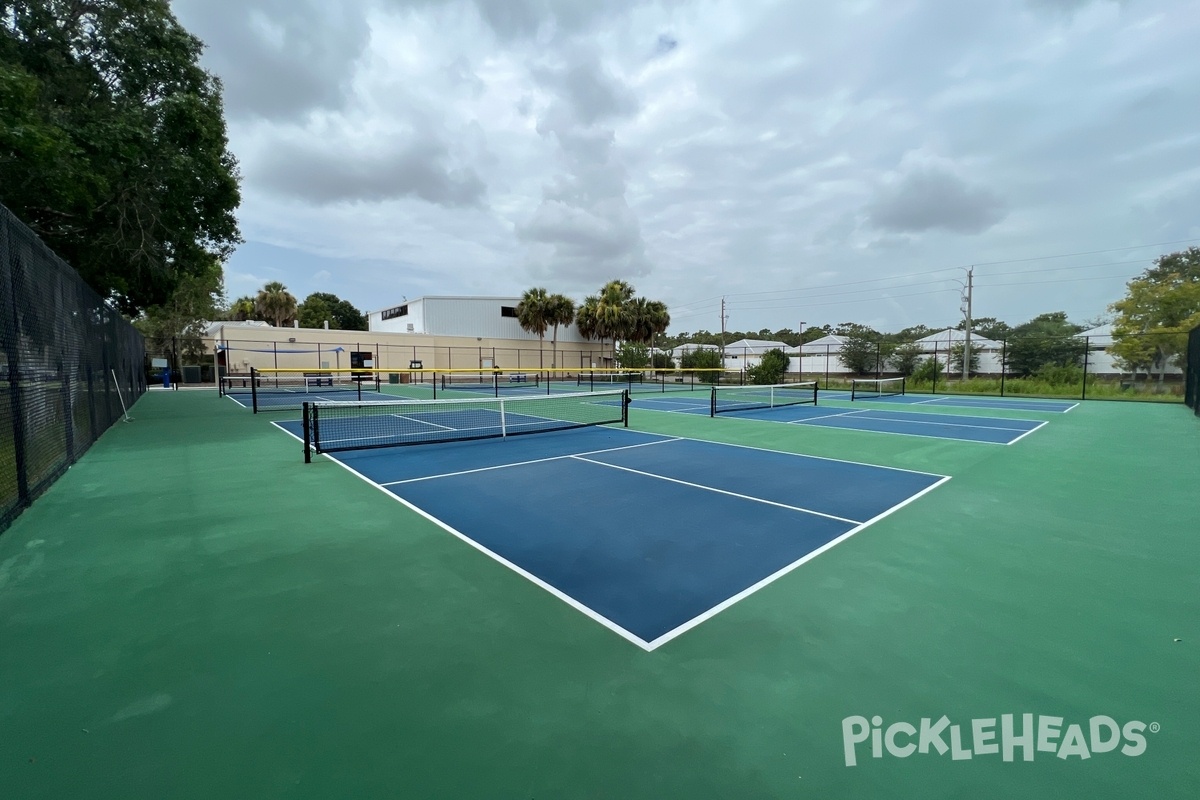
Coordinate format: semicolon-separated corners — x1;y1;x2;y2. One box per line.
1;0;241;314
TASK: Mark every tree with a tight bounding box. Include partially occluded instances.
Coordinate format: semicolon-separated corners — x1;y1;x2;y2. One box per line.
255;281;297;327
297;296;333;329
950;343;980;377
889;342;924;377
135;258;224;369
575;295;600;359
297;292;367;330
515;287;551;368
680;347;721;382
626;297;671;361
651;351;675;369
958;317;1011;341
838;333;887;375
594;279;635;354
0;0;242;314
1004;312;1086;377
1109;248;1200;386
227;296;256;321
747;348;788;385
615;342;650;369
546;293;575;368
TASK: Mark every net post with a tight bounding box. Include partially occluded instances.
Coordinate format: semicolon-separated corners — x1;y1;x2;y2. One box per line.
493;371;500;398
1000;339;1007;397
499;397;507;436
302;402;312;463
311;403;321;454
250;367;260;413
901;377;906;396
710;386;717;417
623;390;630;427
1081;336;1089;401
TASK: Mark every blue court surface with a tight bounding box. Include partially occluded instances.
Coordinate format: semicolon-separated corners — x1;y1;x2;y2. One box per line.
631;395;1047;444
274;423;948;649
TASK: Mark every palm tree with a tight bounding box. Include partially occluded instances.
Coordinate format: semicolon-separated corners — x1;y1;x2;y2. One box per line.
255;281;298;327
646;299;671;365
229;295;256;321
594;280;635;361
575;296;600;367
546;293;576;369
515;287;551;370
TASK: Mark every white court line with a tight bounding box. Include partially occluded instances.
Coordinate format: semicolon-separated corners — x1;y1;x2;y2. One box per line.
268;421;657;651
570;455;862;525
1004;420;1049;445
632;397;709;410
615;417;950;477
644;474;952;650
710;412;1011;445
783;409;868;424
381;437;681;486
914;396;1078;414
269;420;952;651
391;414;456;431
844;414;1041;433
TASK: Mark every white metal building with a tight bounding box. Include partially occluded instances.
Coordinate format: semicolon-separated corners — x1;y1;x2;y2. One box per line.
368;296;590;342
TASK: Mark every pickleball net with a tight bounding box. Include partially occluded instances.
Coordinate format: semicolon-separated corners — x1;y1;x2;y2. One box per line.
302;389;628;461
849;377;905;401
710;382;818;416
221;369;384;412
440;372;541;391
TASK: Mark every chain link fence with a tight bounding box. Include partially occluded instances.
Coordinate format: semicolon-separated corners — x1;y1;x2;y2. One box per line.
1187;326;1199;416
1;203;146;534
785;332;1189;403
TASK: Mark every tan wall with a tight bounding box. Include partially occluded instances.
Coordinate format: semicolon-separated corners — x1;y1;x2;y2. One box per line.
209;325;613;373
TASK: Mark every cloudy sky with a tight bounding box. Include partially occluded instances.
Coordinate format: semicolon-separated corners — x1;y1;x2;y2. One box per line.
169;0;1200;335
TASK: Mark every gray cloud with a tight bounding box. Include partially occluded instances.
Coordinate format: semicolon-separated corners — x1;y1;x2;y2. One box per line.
256;139;487;207
176;0;1200;332
171;0;370;121
519;54;649;286
867;161;1007;235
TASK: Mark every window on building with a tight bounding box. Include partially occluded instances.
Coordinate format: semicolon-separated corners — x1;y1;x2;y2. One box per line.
381;305;408;321
500;306;518;318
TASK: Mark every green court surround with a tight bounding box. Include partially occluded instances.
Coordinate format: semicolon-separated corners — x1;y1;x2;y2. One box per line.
0;389;1197;799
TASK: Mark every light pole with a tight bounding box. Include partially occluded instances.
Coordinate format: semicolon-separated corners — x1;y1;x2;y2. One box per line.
798;321;806;379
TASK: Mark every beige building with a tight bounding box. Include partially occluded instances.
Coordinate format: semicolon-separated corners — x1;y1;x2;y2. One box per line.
206;321;610;376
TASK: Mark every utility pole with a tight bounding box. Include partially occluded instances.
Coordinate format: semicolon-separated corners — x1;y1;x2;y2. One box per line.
798;321;806;379
961;267;974;381
720;297;728;362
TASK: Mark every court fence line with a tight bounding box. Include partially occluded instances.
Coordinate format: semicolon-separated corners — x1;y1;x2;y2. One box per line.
0;202;146;534
1186;325;1199;416
785;332;1189;404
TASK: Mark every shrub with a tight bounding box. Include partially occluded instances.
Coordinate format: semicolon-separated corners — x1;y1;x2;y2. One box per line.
681;348;722;382
911;356;943;384
748;348;788;385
